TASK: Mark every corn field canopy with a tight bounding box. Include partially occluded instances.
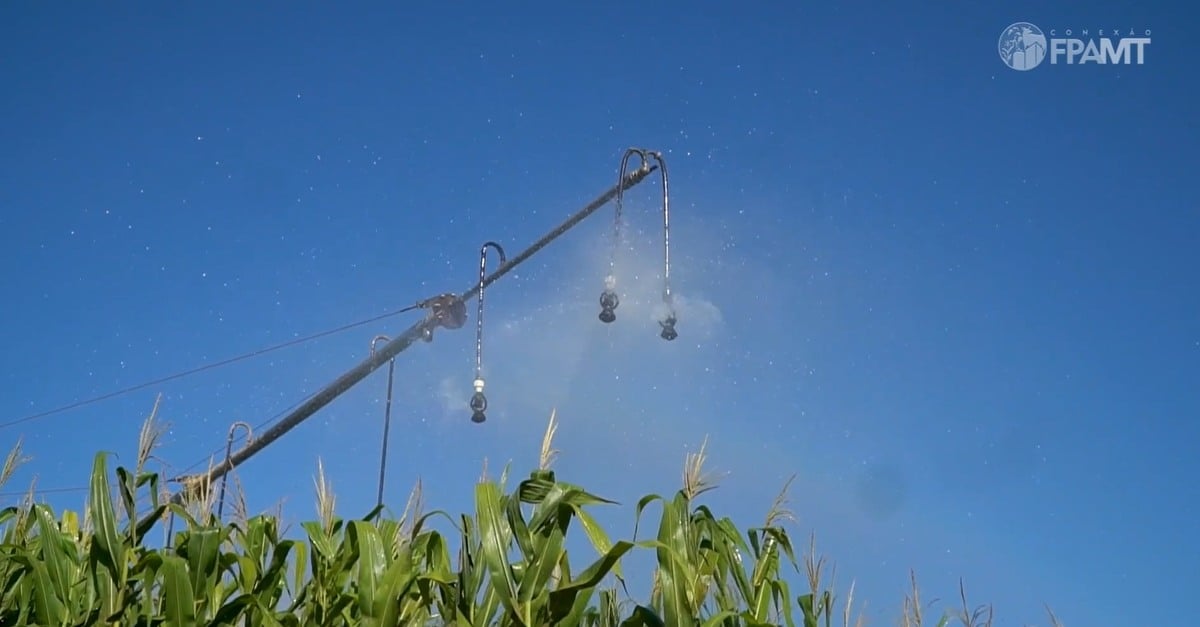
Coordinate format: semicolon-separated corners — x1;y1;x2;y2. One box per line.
0;451;1057;627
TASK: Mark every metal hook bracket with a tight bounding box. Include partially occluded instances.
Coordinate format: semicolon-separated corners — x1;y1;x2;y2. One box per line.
369;335;391;355
216;421;253;519
601;147;678;340
471;241;507;423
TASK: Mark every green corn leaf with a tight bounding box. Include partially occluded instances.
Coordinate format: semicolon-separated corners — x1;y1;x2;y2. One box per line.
160;554;197;627
374;560;421;627
12;553;67;626
597;587;620;625
518;469;554;500
655;494;698;627
290;542;309;602
475;481;522;625
420;529;455;582
752;576;773;620
361;503;385;522
765;526;798;569
547;540;634;622
133;505;166;545
632;494;664;541
506;492;535;560
87;452;124;584
32;505;72;612
254;538;296;598
570;504;623;580
242;515;270;567
251;596;287;627
348;521;388;617
517;523;565;607
772;579;796;627
114;467;139;537
210;594;255;625
700;610;744;627
300;520;336;563
619;605;666;627
180;527;224;607
524;482;569;533
471;584;502;627
799;592;820;627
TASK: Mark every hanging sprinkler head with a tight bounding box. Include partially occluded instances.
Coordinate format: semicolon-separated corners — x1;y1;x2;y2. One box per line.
599;274;618;323
659;298;678;341
470;379;487;423
470;241;507;423
601;148;678;340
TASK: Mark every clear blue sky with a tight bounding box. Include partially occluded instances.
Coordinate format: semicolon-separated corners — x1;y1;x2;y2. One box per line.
1;2;1194;624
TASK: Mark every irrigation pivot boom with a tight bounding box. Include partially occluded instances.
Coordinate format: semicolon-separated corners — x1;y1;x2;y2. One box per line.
171;152;665;504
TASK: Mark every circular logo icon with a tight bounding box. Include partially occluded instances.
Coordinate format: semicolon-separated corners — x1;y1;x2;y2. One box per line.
998;22;1047;70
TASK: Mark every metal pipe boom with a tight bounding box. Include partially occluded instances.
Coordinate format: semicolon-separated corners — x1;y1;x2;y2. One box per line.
172;161;657;503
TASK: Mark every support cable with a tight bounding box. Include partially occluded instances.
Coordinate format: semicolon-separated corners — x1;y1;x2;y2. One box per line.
0;305;425;431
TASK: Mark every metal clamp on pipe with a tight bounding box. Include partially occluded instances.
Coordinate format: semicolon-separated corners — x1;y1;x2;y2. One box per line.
416;293;468;341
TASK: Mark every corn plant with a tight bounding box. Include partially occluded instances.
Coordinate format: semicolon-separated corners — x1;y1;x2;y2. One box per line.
0;408;1064;626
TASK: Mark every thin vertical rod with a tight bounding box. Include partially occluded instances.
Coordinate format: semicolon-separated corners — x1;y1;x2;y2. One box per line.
370;335;396;509
377;359;395;509
476;242;506;381
653;152;672;302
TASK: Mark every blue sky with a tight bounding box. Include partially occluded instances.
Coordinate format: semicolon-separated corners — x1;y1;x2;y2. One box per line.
1;2;1194;624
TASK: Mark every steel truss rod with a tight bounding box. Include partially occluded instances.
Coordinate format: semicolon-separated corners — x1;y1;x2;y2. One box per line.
171;160;658;503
